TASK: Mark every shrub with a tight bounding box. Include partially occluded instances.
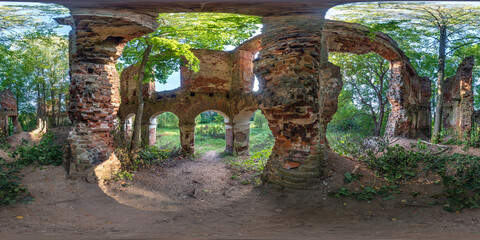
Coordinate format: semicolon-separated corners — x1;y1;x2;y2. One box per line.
327;132;388;161
11;131;63;166
138;144;182;165
195;124;225;139
333;144;480;211
156;112;179;128
0;159;26;204
253;110;267;129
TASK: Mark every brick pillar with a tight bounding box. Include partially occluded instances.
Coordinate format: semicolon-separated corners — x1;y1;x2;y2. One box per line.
254;13;327;188
233;121;250;156
224;120;234;154
385;60;431;139
179;121;195;154
456;57;475;138
66;12;155;180
141;117;157;146
12;117;22;134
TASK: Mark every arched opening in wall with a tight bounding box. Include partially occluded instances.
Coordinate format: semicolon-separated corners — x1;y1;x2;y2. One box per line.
194;110;228;156
154;112;181;149
247;109;274;163
253;52;261;92
124;114;136;140
0;2;71;133
326;52;391;151
327;1;480;143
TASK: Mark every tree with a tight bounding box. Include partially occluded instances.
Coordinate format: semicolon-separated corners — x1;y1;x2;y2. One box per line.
0;3;70;131
330;53;390;136
329;2;480;140
119;13;261;157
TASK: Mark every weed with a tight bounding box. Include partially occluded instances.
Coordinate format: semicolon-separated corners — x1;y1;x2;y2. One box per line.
343;172;362;183
331;144;480;212
0;158;27;204
10;131;63;167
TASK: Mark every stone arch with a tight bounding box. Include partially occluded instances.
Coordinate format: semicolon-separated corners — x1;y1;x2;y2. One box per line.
322;20;431;139
193;109;231;154
144;111;180;147
124;113;135;136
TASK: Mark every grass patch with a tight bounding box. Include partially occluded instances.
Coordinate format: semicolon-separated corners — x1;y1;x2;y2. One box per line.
156;127;181;148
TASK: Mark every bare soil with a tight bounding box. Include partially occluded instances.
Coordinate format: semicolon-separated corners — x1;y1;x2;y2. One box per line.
1;131;480;239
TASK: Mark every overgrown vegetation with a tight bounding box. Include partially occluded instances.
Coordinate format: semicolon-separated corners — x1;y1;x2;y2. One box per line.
10;131;63;166
330;139;480;212
0;131;63;205
0;158;26;204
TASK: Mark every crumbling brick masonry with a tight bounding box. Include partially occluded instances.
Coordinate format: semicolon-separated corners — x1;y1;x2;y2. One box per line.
0;90;22;138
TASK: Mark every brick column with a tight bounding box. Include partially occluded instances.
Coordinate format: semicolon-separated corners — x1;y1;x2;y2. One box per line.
254;13;327;188
11;117;21;134
66;12;155;181
141;117;157;146
385;60;431;139
233;121;250;156
224;120;234;154
179;121;195;154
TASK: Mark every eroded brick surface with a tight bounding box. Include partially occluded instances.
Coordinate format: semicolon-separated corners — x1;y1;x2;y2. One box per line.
443;56;475;138
324;20;431;140
0;90;22;138
254;14;326;189
118;37;262;156
66;10;156;181
70;13;437;189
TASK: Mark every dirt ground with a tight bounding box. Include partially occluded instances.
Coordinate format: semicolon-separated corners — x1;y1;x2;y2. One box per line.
1;131;480;239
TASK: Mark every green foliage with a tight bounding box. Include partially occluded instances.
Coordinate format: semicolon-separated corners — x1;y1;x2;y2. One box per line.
328;52;390;136
156;112;179;128
195;111;224;124
0;158;26;205
118;12;261;83
343;172;362;183
10;131;63;166
332;143;480;212
138;145;182;166
249;130;274;154
327;132;388;161
226;128;274;186
115;170;134;181
156;13;261;50
0;3;70;130
112;125;182;173
195;124;225;139
330;185;399;201
253;110;268;129
367;145;422;184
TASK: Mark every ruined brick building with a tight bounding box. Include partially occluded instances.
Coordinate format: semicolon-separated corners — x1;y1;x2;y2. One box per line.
23;0;472;188
0;90;22;138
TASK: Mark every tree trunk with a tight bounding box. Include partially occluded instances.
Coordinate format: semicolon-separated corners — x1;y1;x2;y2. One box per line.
50;87;56;128
130;42;153;160
374;103;385;137
36;80;41;129
42;81;47;131
432;25;447;141
57;90;62;126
